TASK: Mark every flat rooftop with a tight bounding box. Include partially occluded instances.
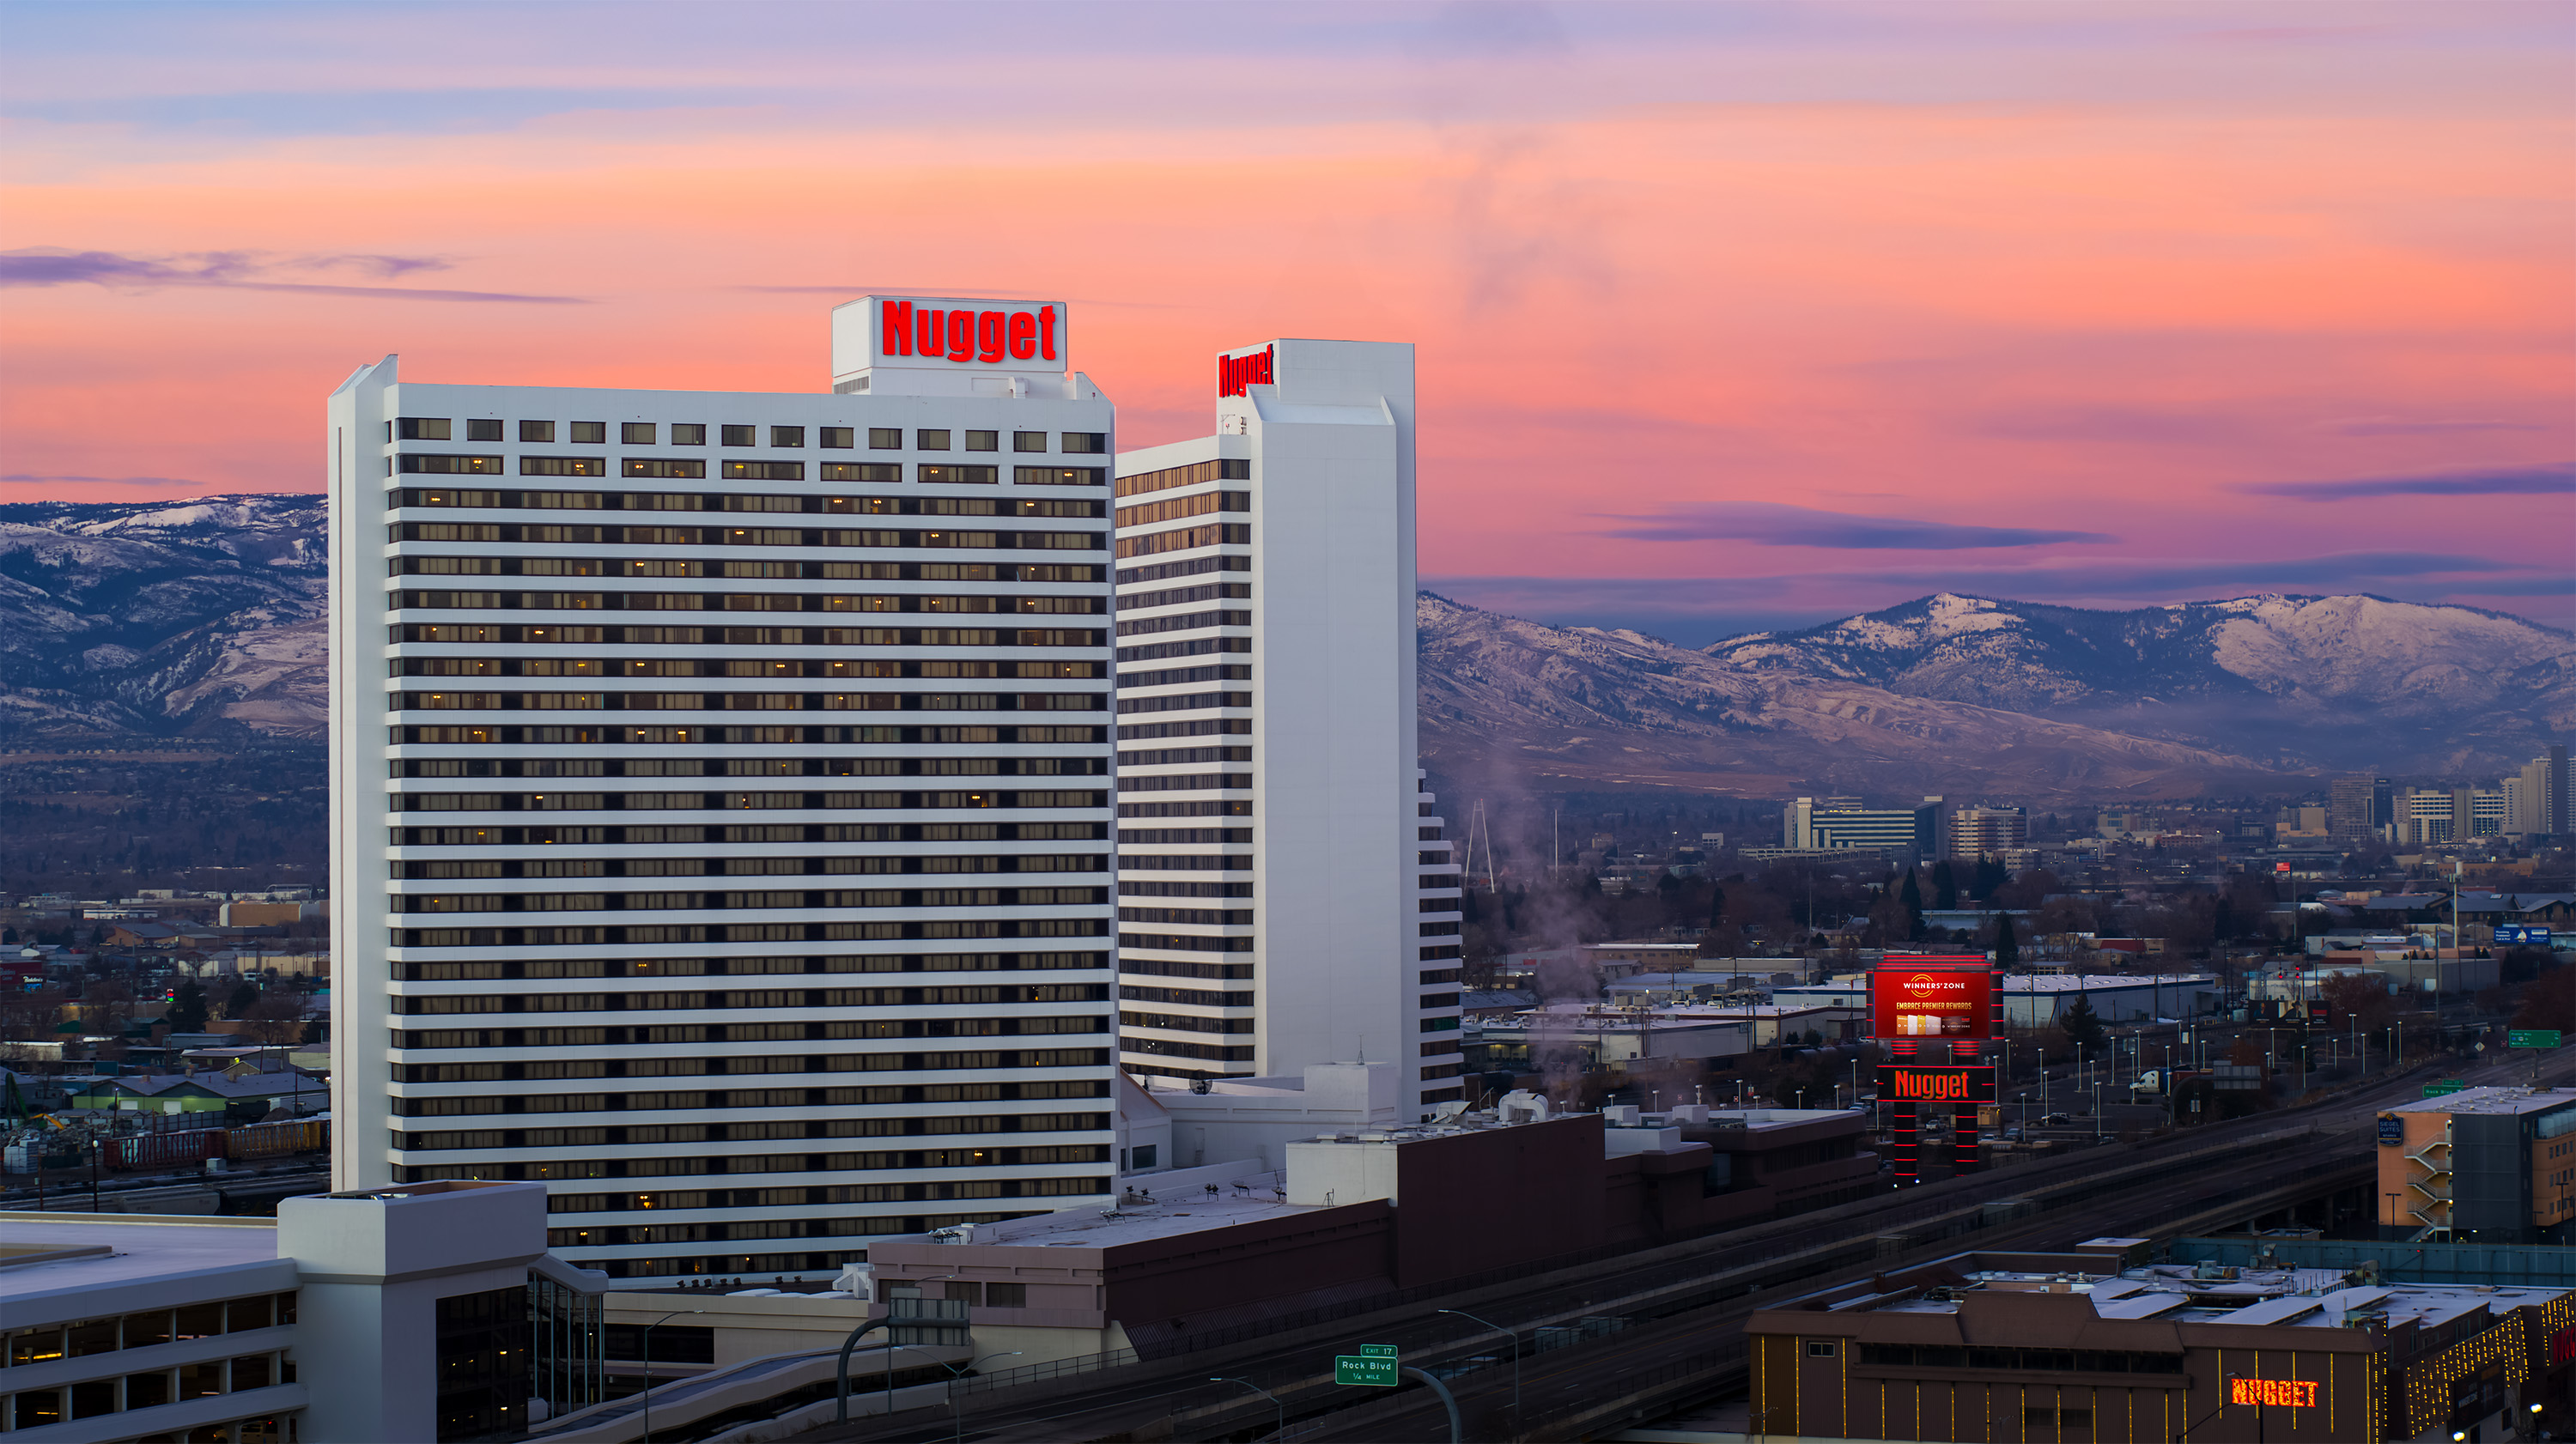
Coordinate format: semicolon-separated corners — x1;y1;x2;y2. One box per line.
2391;1086;2576;1117
890;1172;1318;1251
0;1213;280;1296
1838;1257;2567;1332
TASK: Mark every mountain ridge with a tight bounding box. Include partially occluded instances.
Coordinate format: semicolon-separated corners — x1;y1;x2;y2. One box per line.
3;494;2567;798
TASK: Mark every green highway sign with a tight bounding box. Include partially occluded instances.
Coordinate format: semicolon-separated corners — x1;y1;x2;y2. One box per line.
2423;1080;2465;1097
2508;1030;2563;1050
1334;1351;1399;1386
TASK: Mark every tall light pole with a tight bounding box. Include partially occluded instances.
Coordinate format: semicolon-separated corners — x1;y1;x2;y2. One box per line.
949;1351;1022;1444
636;1308;704;1444
1209;1376;1285;1441
1439;1307;1521;1428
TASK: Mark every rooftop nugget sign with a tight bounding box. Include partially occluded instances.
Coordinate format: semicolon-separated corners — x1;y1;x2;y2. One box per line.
1218;345;1274;397
860;297;1067;373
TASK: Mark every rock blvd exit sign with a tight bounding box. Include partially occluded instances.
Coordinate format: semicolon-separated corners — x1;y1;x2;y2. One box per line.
2509;1030;2563;1050
1334;1345;1399;1386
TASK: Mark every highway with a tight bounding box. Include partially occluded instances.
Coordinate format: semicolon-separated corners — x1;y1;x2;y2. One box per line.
792;1042;2573;1444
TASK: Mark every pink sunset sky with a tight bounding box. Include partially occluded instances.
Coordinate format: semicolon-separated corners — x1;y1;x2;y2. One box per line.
3;1;2570;642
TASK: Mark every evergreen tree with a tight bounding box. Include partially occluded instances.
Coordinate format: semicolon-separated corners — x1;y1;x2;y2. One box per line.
222;980;259;1020
165;980;210;1034
1709;884;1727;933
2061;992;2106;1052
1993;912;2020;968
1971;857;2008;901
1930;860;1958;910
1898;870;1927;942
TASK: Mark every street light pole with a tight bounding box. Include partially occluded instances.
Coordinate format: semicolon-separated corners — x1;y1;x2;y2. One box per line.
1439;1308;1521;1429
949;1352;1022;1444
1208;1376;1285;1442
636;1309;704;1444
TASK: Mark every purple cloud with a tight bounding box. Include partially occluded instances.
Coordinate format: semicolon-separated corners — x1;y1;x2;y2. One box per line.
0;248;583;303
2238;463;2574;501
1594;501;2114;549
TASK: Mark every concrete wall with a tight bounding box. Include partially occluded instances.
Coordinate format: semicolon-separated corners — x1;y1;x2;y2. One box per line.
1152;1062;1401;1172
279;1180;550;1444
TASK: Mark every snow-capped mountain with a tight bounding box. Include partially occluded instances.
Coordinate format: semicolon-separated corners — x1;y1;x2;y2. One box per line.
4;496;2566;798
1418;591;2573;798
1698;593;2575;776
0;494;328;740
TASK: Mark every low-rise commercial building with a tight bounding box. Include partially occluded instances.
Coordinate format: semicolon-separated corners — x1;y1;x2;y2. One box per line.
2379;1086;2576;1245
0;1181;608;1444
1749;1247;2576;1442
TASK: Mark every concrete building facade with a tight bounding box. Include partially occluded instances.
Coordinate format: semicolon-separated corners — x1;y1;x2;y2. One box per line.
327;298;1121;1279
1109;339;1463;1118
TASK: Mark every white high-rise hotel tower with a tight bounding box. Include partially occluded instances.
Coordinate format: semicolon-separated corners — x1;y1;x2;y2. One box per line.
1113;341;1466;1117
328;299;1123;1279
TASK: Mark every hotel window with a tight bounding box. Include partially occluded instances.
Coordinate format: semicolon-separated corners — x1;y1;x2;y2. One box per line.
918;430;951;451
1013;432;1048;453
520;421;555;443
523;457;610;477
467;419;503;442
821;464;902;482
623;422;656;445
821;427;854;449
771;426;805;448
623;459;707;479
723;461;806;481
1061;433;1107;453
569;422;607;444
721;425;757;446
869;428;902;450
672;424;707;446
398;418;452;440
963;430;998;452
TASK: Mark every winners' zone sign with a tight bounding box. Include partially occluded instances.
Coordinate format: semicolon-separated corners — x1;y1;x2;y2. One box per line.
1874;955;1994;1039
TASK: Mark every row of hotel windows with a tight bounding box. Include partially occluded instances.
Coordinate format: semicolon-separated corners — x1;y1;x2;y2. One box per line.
392;1078;1107;1113
398;493;1100;518
388;592;1100;615
389;886;1109;913
389;986;1109;1013
394;853;1108;877
544;1153;1108;1210
388;629;1103;650
395;1110;1104;1149
397;419;1105;453
397;459;1104;485
389;788;1108;811
392;661;1103;682
392;1045;1113;1080
391;822;1105;846
389;954;1108;983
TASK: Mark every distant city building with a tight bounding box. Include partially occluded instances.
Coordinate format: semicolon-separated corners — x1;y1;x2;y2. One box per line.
2328;774;2392;843
1783;797;1942;859
1949;805;2027;859
2507;745;2571;837
1109;338;1464;1117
